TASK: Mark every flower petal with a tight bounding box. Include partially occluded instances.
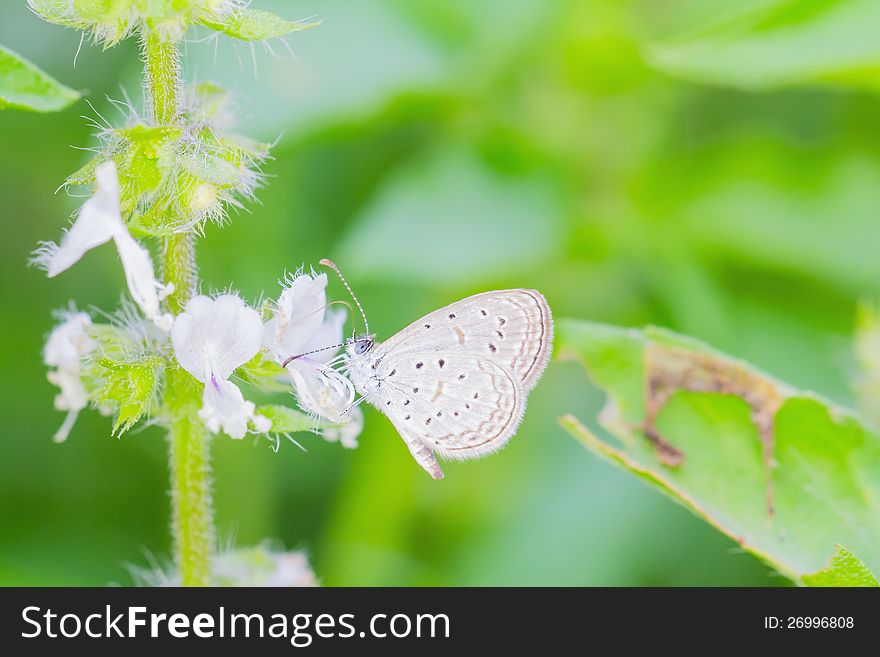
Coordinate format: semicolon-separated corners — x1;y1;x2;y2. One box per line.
53;410;80;444
113;230;174;330
287;359;355;423
172;294;263;383
48;367;89;412
44;311;97;443
199;376;264;440
43;311;94;369
321;405;363;449
33;161;123;277
302;307;347;365
265;272;329;359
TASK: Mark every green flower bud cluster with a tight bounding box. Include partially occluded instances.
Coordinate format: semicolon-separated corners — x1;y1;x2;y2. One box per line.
66;81;270;235
29;0;318;48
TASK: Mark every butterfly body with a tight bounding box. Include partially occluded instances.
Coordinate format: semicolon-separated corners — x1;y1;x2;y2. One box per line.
344;289;553;479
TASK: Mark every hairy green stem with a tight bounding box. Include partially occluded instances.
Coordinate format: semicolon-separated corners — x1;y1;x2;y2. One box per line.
162;232;198;315
143;31;180;124
166;370;213;586
142;30;213;586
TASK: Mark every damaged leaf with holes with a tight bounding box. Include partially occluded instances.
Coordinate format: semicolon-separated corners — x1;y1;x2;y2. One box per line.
557;320;880;582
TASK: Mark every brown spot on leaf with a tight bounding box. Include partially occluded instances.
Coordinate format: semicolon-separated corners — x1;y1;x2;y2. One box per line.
644;343;785;517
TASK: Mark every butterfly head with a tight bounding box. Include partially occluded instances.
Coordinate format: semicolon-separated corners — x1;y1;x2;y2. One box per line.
348;335;375;357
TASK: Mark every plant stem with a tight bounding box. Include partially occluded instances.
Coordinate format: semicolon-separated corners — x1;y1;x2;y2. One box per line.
142;29;213;586
143;31;180;124
166;370;213;586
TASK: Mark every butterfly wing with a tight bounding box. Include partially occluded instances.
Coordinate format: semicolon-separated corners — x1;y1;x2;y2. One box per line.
378;289;552;391
369;351;525;479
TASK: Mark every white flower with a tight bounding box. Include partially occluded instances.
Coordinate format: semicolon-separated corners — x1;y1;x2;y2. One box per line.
263;271;341;358
320;405;363;449
33;161;174;330
171;294;269;439
132;545;317;587
264;271;359;436
44;312;96;442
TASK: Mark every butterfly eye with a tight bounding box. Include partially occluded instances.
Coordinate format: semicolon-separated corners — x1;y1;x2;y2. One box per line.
354;338;373;355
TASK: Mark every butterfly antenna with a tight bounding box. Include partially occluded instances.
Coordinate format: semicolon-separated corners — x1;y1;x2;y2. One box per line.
282;342;349;368
320;258;369;335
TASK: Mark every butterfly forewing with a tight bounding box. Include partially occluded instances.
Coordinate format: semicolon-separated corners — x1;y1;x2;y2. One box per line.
377;289;552;391
378;352;524;459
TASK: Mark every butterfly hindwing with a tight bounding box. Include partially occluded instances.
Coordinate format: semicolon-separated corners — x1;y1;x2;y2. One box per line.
376;351;524;462
378;289;552;391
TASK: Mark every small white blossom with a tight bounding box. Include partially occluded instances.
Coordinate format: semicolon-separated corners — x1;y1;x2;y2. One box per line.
320;405;363;449
264;271;360;438
44;311;95;442
171;294;269;439
131;545;318;587
33;161;173;330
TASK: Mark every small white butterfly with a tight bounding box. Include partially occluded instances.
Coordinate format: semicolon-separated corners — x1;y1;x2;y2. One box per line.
318;260;553;480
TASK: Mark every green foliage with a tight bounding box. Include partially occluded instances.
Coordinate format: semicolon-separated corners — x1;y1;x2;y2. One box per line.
115;124;181;213
81;324;165;435
198;8;321;41
31;0;317;46
802;545;879;587
85;353;164;436
30;0;133;47
0;44;79;112
61;84;270;235
854;302;880;426
255;404;314;434
238;353;289;392
558;319;880;582
648;0;880;91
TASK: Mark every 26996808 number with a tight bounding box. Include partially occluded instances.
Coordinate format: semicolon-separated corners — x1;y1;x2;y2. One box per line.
790;617;853;629
765;617;854;629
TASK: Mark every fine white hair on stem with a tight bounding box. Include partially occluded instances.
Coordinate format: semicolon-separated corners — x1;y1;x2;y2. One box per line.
73;31;84;68
84;98;113;130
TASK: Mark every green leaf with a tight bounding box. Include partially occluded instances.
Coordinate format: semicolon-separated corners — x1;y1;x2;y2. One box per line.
854;302;880;427
198;8;320;41
28;0;91;30
801;545;879;587
72;0;129;24
255;405;314;434
82;324;164;436
647;0;880;91
85;354;164;436
558;319;880;582
237;353;289;393
116;123;181;209
0;44;79;112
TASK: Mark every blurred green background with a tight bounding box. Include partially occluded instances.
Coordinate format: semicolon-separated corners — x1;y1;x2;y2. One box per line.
1;0;870;586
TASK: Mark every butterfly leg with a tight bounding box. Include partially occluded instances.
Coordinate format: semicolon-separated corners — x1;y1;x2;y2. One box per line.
404;437;445;480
